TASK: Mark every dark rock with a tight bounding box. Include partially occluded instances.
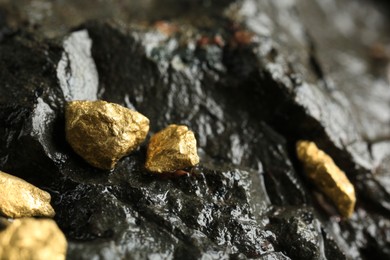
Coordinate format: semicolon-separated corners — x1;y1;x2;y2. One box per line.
0;0;389;259
268;207;345;260
57;160;278;259
0;31;63;186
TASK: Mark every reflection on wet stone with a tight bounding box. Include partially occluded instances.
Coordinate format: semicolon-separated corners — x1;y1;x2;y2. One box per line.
0;0;389;259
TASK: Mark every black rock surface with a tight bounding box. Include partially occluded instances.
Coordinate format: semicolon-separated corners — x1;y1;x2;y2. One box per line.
0;0;389;259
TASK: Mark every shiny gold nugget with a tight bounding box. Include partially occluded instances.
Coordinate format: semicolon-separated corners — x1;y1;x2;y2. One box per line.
66;100;150;170
0;218;67;260
146;124;200;173
296;141;356;218
0;171;55;218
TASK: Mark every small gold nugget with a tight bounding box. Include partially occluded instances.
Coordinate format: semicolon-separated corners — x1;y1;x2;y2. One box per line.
296;141;356;218
146;124;200;173
0;218;67;260
0;171;55;218
65;100;150;170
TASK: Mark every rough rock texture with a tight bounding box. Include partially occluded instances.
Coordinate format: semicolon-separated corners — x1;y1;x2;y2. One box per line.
0;171;55;218
146;124;200;173
0;218;67;260
65;100;150;170
0;0;389;259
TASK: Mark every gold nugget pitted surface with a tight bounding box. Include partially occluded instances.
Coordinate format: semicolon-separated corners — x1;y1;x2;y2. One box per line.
66;100;150;170
296;141;356;218
0;171;55;218
146;124;200;173
0;218;67;260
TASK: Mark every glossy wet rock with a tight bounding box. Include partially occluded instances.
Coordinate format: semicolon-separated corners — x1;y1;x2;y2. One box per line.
145;124;199;173
0;218;67;260
0;0;389;259
0;171;55;218
65;100;150;170
57;165;278;259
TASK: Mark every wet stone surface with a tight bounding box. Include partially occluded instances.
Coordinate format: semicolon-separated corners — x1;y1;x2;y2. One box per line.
0;0;389;259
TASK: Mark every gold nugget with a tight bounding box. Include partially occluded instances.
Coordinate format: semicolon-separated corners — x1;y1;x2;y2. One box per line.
0;218;67;260
65;100;150;170
0;171;55;218
296;141;356;218
145;124;200;173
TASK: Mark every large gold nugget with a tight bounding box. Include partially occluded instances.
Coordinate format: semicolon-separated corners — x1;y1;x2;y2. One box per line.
146;124;200;173
65;100;150;170
0;171;55;218
0;218;67;260
296;141;356;218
